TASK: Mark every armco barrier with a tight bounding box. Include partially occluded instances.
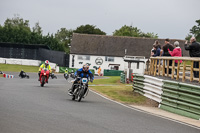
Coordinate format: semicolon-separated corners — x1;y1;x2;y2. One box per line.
133;74;162;103
133;74;200;120
160;80;200;120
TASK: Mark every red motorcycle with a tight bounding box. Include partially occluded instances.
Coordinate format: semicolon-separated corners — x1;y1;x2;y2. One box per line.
40;68;50;87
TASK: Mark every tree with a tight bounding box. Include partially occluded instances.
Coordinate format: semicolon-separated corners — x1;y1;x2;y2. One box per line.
0;15;66;52
113;25;158;38
74;24;106;35
185;19;200;42
113;25;142;37
32;22;43;35
1;14;32;43
55;28;73;53
31;22;43;44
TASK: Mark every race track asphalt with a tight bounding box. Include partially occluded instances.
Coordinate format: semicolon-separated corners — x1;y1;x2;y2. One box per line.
0;72;199;133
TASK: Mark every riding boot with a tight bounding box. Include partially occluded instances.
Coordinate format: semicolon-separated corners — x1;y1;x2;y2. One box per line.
68;84;75;96
38;72;41;81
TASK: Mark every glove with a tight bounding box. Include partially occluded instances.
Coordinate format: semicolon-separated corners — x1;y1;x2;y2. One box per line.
90;79;93;83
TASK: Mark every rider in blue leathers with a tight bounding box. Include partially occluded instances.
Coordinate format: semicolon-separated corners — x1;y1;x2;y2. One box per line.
68;64;94;96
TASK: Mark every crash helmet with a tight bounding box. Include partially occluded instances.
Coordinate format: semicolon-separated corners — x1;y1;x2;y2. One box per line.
83;64;89;72
45;60;49;66
66;68;68;71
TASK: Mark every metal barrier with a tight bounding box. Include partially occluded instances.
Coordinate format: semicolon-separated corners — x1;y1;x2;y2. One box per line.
133;74;200;120
160;80;200;120
133;74;162;103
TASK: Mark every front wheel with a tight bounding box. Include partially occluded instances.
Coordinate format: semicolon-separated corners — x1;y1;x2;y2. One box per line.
72;95;75;100
78;88;85;102
41;76;45;87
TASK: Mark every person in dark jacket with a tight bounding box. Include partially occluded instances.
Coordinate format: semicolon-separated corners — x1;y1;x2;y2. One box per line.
185;37;200;78
160;38;175;74
68;64;94;96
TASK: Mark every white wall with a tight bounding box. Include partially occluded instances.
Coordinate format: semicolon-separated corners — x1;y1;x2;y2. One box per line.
69;54;147;75
0;58;59;72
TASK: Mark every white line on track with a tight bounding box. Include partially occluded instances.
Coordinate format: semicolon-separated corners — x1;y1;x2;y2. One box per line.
90;90;200;130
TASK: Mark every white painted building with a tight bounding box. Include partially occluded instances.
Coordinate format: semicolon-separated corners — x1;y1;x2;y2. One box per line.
69;33;157;75
69;54;147;75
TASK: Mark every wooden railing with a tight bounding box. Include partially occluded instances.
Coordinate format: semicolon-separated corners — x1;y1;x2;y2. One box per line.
146;57;200;83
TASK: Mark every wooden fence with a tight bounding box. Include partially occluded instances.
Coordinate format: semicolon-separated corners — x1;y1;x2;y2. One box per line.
146;57;200;83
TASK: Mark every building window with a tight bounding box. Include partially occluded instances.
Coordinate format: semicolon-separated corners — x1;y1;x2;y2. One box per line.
78;55;90;60
105;56;114;62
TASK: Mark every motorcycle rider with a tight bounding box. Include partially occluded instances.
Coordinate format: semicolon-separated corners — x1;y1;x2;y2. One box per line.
19;69;26;78
38;60;52;82
65;68;68;74
68;64;94;96
64;68;69;79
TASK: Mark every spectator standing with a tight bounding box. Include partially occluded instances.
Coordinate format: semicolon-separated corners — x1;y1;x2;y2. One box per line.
168;41;182;74
153;43;161;57
151;40;159;56
160;38;174;74
98;66;101;76
185;37;200;78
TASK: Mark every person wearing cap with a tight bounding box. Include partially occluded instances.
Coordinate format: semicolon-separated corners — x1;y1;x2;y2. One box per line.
168;41;182;74
68;64;94;96
38;60;52;81
185;37;200;78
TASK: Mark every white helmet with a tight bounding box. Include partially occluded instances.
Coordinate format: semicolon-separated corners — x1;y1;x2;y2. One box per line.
45;60;49;65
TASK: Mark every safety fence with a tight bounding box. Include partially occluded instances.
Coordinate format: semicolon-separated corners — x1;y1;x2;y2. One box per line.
133;74;200;120
147;57;200;83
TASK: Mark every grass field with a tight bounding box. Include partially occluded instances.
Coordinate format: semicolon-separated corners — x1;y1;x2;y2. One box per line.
90;76;148;105
0;64;38;72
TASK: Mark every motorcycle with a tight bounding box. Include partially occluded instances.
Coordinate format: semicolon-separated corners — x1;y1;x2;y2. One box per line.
64;73;69;80
70;72;75;79
19;71;29;79
40;68;50;87
70;77;90;102
50;73;57;79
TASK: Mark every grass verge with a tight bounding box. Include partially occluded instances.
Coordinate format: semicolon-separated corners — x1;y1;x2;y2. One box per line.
90;76;152;105
0;64;38;72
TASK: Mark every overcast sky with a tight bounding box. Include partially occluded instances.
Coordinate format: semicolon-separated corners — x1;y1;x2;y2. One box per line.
0;0;199;40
